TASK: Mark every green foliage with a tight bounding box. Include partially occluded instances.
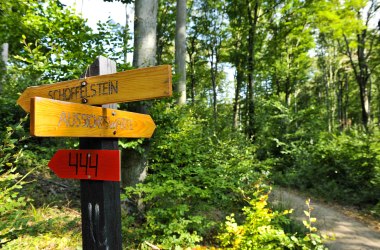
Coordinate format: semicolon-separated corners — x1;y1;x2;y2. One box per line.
122;103;264;248
1;205;81;249
96;18;132;68
156;0;176;65
1;0;127;98
218;191;328;250
4;0;93;82
1;0;379;248
0;120;30;246
273;129;380;207
0;113;80;248
254;94;324;160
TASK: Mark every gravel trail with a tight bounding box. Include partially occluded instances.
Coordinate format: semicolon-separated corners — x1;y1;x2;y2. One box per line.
270;188;380;250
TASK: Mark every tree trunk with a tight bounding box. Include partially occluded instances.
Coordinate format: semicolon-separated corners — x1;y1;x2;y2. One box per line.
378;81;380;127
285;76;291;107
357;30;371;129
233;64;243;129
337;71;344;130
245;0;259;139
358;80;370;128
187;2;198;105
175;0;187;105
210;48;218;126
133;0;158;67
188;47;196;104
156;0;170;65
344;73;349;128
124;4;132;65
325;71;331;132
344;30;371;130
209;33;220;127
122;0;158;188
0;43;8;93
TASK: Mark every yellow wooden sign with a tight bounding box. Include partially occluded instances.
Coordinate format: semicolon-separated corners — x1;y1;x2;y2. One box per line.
18;65;172;112
30;97;156;138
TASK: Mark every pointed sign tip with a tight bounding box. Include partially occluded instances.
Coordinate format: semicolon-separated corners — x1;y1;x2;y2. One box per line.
31;97;156;138
17;91;31;113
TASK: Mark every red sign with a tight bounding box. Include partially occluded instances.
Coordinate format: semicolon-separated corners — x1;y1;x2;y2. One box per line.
48;150;120;181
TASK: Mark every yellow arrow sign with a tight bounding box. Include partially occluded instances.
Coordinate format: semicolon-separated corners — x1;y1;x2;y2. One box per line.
30;97;156;138
18;65;172;112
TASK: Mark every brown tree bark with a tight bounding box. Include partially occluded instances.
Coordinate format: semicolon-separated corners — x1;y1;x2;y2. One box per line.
122;0;158;188
0;43;8;93
245;0;259;139
344;31;371;130
175;0;187;105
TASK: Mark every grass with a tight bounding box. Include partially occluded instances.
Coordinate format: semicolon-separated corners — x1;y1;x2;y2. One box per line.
1;204;81;249
1;160;82;249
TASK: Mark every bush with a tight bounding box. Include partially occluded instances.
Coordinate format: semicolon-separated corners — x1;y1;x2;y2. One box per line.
218;190;328;250
0;122;30;246
272;130;380;207
121;104;265;248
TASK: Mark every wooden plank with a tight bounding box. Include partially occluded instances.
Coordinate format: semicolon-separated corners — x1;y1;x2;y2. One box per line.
17;65;172;112
79;56;122;250
48;150;120;181
30;97;156;138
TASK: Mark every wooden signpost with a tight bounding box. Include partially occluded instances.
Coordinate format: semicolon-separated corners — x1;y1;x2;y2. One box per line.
48;150;120;181
30;97;156;138
18;56;172;249
17;65;172;113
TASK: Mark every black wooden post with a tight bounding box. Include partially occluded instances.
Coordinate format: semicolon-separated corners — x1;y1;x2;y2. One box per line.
79;56;122;250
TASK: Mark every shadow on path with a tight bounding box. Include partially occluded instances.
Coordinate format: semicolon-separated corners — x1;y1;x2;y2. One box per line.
270;188;380;250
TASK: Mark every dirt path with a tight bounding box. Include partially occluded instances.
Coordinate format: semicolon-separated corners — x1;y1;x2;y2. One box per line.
270;188;380;250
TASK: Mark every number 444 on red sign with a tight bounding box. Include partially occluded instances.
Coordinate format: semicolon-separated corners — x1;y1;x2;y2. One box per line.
48;149;120;181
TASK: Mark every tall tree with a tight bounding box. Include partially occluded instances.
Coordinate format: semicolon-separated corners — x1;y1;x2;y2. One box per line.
156;0;175;65
226;0;247;129
0;43;7;92
175;0;187;105
122;0;158;187
245;0;260;138
199;0;227;125
314;32;348;131
316;0;380;130
1;0;120;95
342;0;379;129
133;0;158;67
247;1;282;135
266;0;314;107
187;0;209;105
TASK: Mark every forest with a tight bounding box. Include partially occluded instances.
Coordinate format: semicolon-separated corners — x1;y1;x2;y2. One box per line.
1;0;380;249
